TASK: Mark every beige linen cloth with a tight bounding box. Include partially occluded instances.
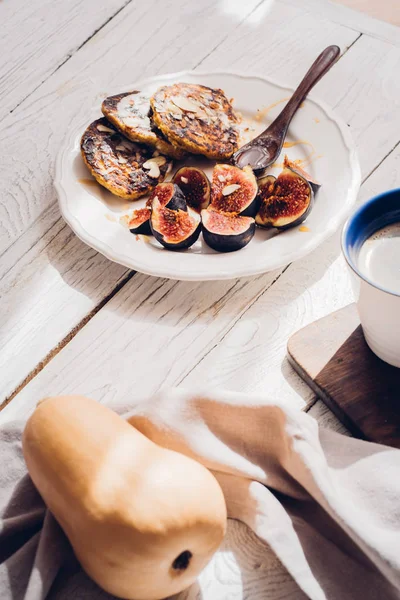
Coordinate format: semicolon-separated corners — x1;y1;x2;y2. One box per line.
1;387;399;599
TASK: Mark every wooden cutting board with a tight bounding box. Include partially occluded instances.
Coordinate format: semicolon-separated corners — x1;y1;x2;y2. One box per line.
287;303;400;448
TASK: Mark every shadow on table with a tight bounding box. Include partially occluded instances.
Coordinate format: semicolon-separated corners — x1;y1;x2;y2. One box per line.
96;230;340;326
277;228;345;407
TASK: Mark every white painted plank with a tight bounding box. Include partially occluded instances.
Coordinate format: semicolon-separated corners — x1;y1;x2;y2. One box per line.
315;35;400;178
0;0;262;256
0;0;130;120
2;144;399;424
0;271;281;418
283;0;400;47
179;145;400;408
199;6;400;178
0;204;129;405
0;3;358;406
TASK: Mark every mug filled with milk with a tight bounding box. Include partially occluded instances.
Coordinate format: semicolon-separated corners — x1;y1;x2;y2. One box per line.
342;188;400;368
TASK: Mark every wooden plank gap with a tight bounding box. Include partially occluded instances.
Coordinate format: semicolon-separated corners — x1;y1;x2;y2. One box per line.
340;31;363;56
304;397;318;413
361;139;400;186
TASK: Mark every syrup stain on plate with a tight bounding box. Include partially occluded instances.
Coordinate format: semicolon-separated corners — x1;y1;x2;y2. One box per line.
273;140;323;169
299;225;310;232
253;98;305;123
254;97;290;122
78;177;98;187
283;140;313;149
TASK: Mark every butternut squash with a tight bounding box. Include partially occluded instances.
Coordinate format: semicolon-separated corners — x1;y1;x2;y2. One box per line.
22;395;227;600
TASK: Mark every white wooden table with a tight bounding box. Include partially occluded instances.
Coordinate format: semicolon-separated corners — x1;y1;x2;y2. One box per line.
1;0;400;597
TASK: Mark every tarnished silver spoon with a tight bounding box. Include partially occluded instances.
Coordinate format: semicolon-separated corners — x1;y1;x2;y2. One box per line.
232;45;340;176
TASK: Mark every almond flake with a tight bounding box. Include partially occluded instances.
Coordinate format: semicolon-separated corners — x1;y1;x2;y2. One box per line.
168;102;181;112
116;140;134;151
118;156;128;164
217;175;225;183
147;165;160;178
172;96;198;112
123;116;145;128
171;112;182;120
97;124;115;133
180;176;189;184
222;184;240;196
143;156;166;167
142;158;163;179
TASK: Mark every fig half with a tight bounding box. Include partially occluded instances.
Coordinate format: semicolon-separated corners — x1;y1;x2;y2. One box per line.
150;193;201;250
173;167;211;212
210;164;258;216
147;182;187;211
123;207;151;235
255;162;313;230
201;208;255;253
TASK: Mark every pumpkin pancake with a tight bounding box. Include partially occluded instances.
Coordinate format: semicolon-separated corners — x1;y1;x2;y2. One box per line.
80;118;172;200
150;83;239;160
101;91;185;160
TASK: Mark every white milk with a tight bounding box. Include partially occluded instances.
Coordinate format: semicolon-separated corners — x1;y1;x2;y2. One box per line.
358;222;400;295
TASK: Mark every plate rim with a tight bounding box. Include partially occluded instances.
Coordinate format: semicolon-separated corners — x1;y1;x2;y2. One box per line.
55;69;361;281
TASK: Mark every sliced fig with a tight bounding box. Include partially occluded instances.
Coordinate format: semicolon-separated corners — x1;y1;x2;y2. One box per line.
173;167;211;212
124;207;151;235
283;155;321;194
147;182;187;212
255;162;313;230
150;196;201;250
210;164;258;216
201;208;255;253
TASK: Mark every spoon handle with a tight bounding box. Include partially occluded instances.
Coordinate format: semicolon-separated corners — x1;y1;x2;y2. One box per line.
266;45;340;138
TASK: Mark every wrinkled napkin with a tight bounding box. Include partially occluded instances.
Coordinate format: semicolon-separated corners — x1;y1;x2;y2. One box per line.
1;388;400;600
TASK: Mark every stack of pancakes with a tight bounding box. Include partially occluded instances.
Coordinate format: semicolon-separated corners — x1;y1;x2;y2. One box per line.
81;83;240;200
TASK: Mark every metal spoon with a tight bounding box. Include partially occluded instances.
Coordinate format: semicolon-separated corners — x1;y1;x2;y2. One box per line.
232;45;340;176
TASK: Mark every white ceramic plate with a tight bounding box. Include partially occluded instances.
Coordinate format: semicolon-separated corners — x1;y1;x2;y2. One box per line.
55;71;361;281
